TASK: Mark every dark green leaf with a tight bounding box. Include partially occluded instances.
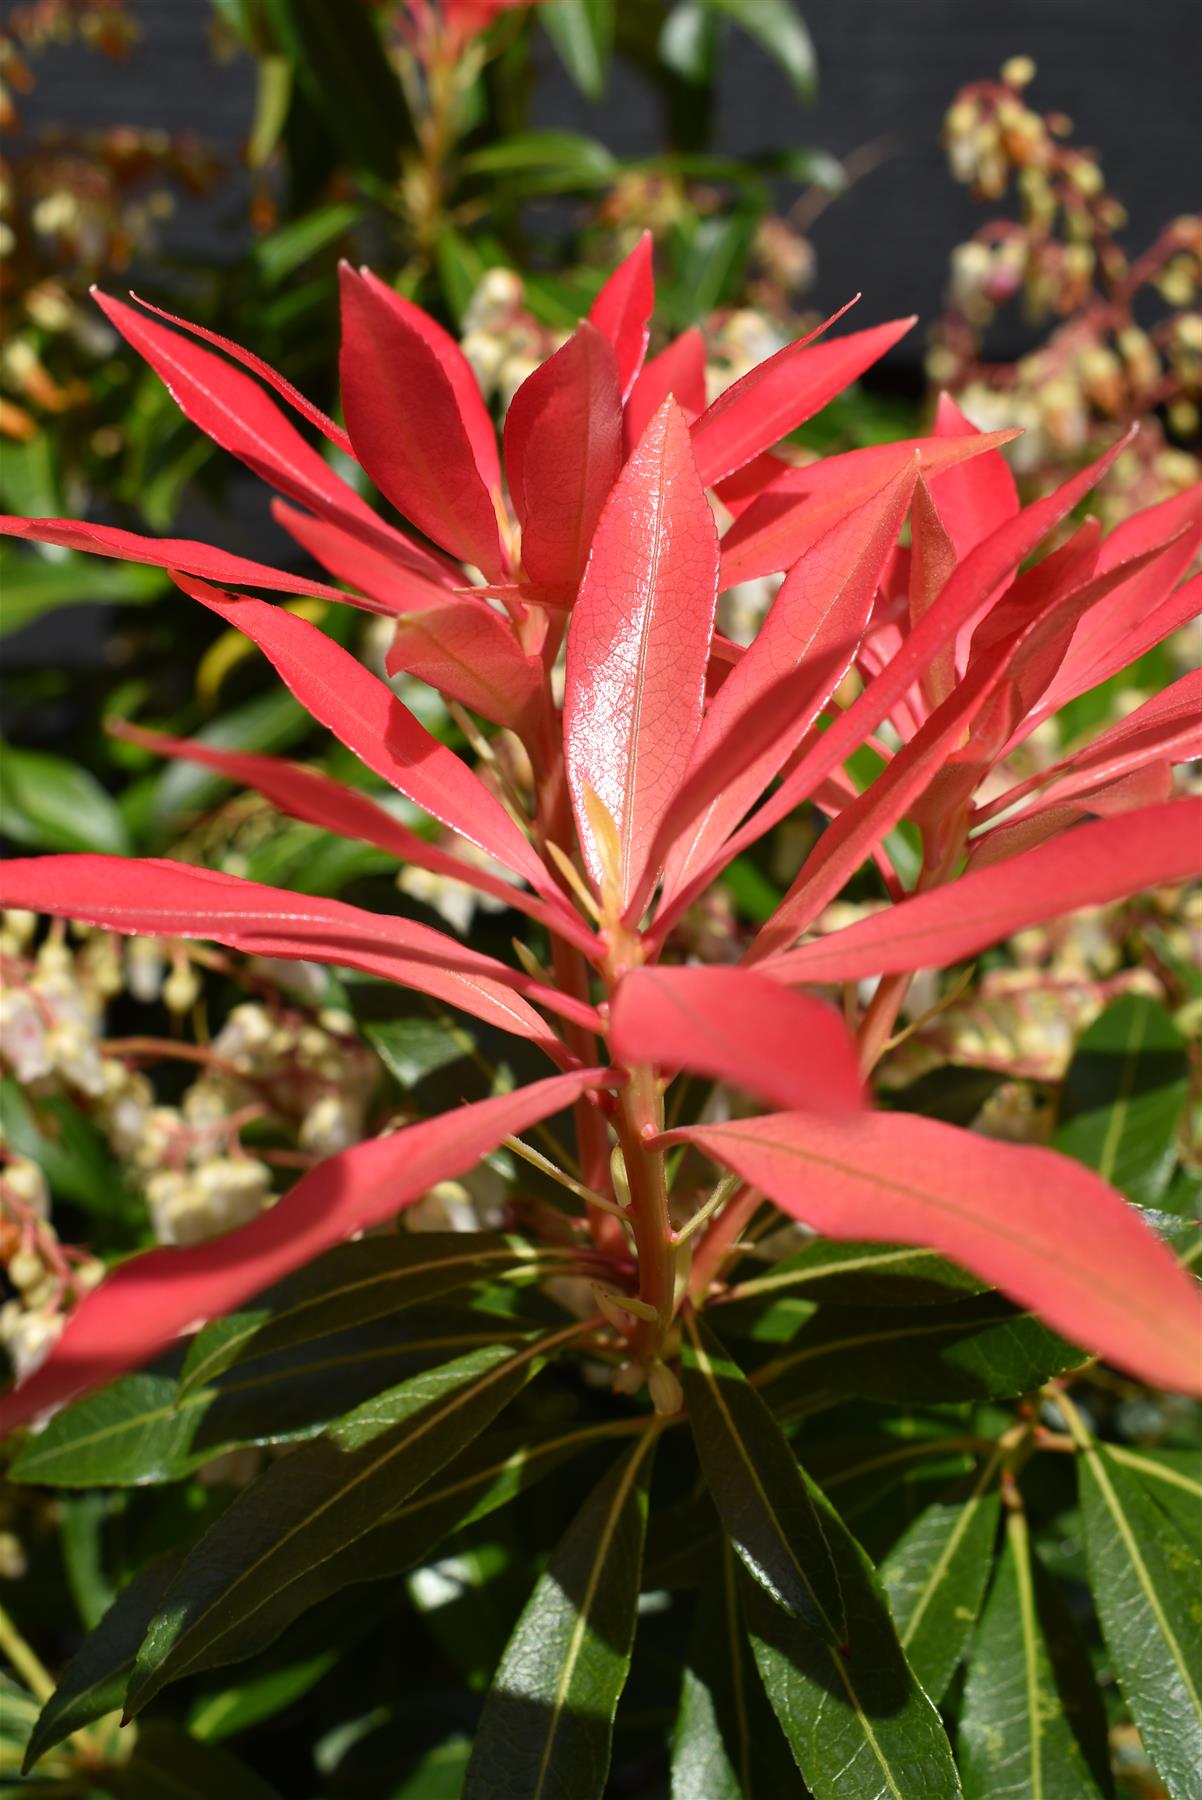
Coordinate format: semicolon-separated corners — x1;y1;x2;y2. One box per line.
754;1295;1085;1411
700;0;816;98
671;1542;797;1799
187;1643;339;1742
125;1330;578;1711
1109;1444;1202;1547
879;1470;1001;1703
1077;1436;1202;1795
11;1309;528;1487
178;1232;568;1394
744;1490;960;1800
719;1239;985;1322
0;743;130;854
122;1722;282;1799
461;130;616;186
959;1511;1104;1798
367;1017;474;1090
263;0;411;177
462;1431;658;1800
0;1080;140;1224
1055;995;1188;1206
23;1557;179;1774
681;1311;844;1641
541;0;613;100
0;547;164;635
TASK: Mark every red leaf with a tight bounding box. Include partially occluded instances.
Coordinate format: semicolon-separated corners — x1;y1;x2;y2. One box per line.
0;855;595;1047
93;289;422;565
129;291;353;456
747;654;1006;958
667;1110;1202;1395
924;392;1019;559
657;464;915;912
503;321;623;595
608;966;863;1113
691;310;914;489
174;574;552;894
0;516;352;605
624;327;707;453
109;722;596;955
684;434;1135;896
354;268;502;498
718;428;1023;587
968;763;1176;870
761;800;1202;983
385;601;544;731
588;232;654;402
0;1070;606;1434
271;501;461;613
563;399;719;907
338;267;505;577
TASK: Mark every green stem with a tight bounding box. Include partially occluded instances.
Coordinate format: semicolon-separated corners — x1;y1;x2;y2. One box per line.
612;1066;675;1361
0;1598;53;1702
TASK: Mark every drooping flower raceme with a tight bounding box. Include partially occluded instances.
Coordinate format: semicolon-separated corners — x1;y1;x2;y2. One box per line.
1;233;1200;1432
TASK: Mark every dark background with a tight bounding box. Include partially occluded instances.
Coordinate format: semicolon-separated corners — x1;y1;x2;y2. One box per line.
13;0;1202;363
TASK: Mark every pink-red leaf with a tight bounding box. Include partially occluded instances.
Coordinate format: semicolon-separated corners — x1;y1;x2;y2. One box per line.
0;1070;606;1434
129;291;353;455
564;399;719;907
691;310;914;489
682;433;1135;898
0;516;353;605
271;501;460;613
717;427;1020;590
667;1110;1202;1395
109;722;595;954
762;800;1202;983
503;320;623;596
608;966;863;1113
385;601;544;731
93;289;421;562
748;654;1006;958
174;575;552;894
624;327;707;452
355;268;502;498
924;392;1019;560
0;854;594;1046
338;266;505;577
657;463;915;912
587;231;654;402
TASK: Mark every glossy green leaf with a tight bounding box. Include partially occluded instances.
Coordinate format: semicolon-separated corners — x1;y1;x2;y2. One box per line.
462;1430;657;1800
0;743;131;855
541;0;613;100
680;1311;844;1641
719;1239;986;1319
367;1016;474;1090
121;1722;282;1799
1056;995;1189;1206
23;1556;179;1774
700;0;816;98
744;1489;960;1800
1109;1444;1202;1548
1077;1436;1202;1796
11;1309;528;1487
671;1542;797;1799
754;1295;1085;1412
959;1511;1104;1799
125;1330;578;1711
177;1232;567;1395
879;1470;1001;1703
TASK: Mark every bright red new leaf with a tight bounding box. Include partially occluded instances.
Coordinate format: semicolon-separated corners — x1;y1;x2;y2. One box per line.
669;1110;1202;1395
338;266;506;578
564;399;719;907
386;601;544;732
609;966;863;1114
763;800;1202;979
503;321;623;596
587;231;654;401
624;327;708;452
0;1071;606;1433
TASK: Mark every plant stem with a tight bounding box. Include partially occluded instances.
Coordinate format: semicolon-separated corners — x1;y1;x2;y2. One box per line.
0;1598;53;1702
612;1066;675;1361
688;1182;761;1301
